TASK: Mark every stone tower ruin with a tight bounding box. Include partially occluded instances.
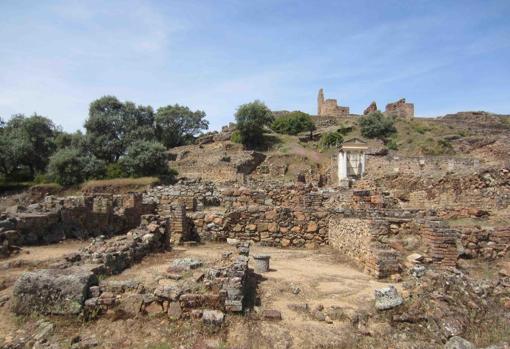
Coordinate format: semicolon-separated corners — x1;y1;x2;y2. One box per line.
317;88;349;117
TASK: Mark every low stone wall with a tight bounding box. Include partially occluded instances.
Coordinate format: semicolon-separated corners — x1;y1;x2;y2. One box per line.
189;206;329;248
371;168;510;211
458;227;510;259
328;215;400;278
11;215;169;315
366;154;481;177
0;193;155;251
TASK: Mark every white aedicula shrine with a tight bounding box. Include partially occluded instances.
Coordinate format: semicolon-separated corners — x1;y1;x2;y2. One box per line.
337;138;368;187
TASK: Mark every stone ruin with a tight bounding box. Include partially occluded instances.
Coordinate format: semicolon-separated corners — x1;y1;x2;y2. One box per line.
317;88;349;117
10;213;251;321
385;98;414;119
363;101;378;115
0;192;154;258
1;164;509;349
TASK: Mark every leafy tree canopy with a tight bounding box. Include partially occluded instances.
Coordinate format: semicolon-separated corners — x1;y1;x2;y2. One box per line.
120;140;169;178
271;111;315;136
235;100;273;148
84;96;155;162
155;104;208;148
47;148;106;186
358;111;397;141
0;114;57;177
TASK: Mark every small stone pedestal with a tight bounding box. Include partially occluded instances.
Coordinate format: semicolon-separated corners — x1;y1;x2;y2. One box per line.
253;254;271;273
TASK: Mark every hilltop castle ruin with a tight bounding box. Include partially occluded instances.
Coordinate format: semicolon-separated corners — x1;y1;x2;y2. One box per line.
318;88;414;119
317;88;349;117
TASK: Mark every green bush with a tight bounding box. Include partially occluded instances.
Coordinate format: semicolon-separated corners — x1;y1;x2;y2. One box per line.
106;163;125;179
358;111;396;141
230;130;242;144
387;138;398;150
419;138;455;155
319;131;343;149
33;173;52;184
234;100;274;148
337;124;353;135
271;111;315;135
120;141;169;178
48;148;106;186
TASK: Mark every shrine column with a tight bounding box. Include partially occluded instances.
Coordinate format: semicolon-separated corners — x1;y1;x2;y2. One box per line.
338;151;348;182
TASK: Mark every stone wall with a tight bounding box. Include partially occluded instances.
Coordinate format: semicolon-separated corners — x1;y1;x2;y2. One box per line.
458;226;510;259
384;98;414;119
368;167;509;211
0;193;155;256
328;215;400;278
190;206;329;248
366;154;481;178
421;220;458;269
317;88;349;117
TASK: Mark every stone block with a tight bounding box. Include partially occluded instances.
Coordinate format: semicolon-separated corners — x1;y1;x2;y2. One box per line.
11;266;98;315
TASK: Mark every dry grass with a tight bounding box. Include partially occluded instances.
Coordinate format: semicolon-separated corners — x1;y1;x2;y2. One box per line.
81;177;160;193
30;183;62;190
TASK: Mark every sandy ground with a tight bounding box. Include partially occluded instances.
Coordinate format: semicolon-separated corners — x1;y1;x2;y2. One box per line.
0;242;397;348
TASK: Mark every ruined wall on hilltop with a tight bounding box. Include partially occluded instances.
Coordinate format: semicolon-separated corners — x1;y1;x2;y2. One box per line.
317;88;350;117
385;98;414;119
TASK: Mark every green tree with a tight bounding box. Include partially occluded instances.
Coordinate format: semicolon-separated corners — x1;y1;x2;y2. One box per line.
271;111;316;136
319;131;344;149
1;114;57;177
155;104;208;148
47;148;106;186
235;100;273;148
120;141;169;177
84;96;155;162
358;111;396;141
54;131;87;152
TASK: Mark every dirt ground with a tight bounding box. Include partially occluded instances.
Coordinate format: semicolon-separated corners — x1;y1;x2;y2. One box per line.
0;242;398;349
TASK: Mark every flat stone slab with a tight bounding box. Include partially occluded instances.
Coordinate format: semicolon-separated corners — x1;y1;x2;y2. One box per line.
11;266;98;315
170;258;203;271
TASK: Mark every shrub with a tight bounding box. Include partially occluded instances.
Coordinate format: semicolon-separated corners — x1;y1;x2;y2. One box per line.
234;100;273;148
419;138;455;155
48;148;106;186
33;173;52;184
271;111;315;136
358;111;396;141
319;131;343;149
387;138;398;150
337;124;353;135
106;163;125;179
120;141;169;178
230;130;242;144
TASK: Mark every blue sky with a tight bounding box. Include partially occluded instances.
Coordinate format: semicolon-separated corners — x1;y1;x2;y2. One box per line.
0;0;509;131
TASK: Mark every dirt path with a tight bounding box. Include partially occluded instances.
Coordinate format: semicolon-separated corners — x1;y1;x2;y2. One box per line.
0;243;398;348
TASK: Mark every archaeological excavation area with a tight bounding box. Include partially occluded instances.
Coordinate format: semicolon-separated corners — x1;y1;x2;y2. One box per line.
1;153;509;349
